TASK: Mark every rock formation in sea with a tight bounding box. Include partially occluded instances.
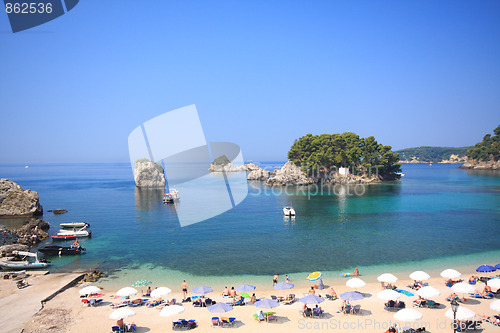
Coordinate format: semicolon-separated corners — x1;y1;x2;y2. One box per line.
247;168;271;181
0;179;43;217
208;155;262;172
52;208;68;214
265;161;314;186
133;159;166;188
459;159;500;170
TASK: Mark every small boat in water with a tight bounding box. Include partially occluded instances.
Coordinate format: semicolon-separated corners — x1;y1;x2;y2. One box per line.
51;235;78;240
163;189;180;203
0;251;49;270
39;245;85;255
60;222;90;228
56;225;91;238
283;205;296;217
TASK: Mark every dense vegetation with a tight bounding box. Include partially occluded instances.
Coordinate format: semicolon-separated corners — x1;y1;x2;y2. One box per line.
288;132;401;180
466;125;500;161
396;146;472;163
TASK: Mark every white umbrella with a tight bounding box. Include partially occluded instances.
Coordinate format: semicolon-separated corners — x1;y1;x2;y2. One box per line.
440;269;461;279
346;278;366;289
116;287;138;297
487;279;500;290
377;273;398;283
451;282;475;294
377;289;401;301
109;308;136;320
490;299;500;312
79;286;101;295
394;308;423;321
151;287;172;298
445;306;476;321
159;305;185;317
417;286;440;299
409;271;430;281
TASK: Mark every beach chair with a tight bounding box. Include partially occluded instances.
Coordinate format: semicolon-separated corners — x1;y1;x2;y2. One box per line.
231;297;245;306
129;298;147;307
172;320;183;330
266;312;276;322
253;311;265;322
90;298;103;306
81;299;90;307
211;317;220;327
228;318;235;326
396;301;406;309
425;300;439;308
283;294;295;305
110;300;130;308
221;317;231;327
312;308;323;318
111;326;123;332
352;305;361;315
124;323;136;332
270;295;278;302
325;294;337;301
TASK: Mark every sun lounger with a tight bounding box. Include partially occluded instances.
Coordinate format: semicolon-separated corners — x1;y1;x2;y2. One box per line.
312;308;324;318
129;298;148;307
221;317;233;327
352;305;361;314
325;294;337;301
89;298;103;306
231;297;244;306
111;325;124;332
471;292;494;299
266;312;276;321
145;299;163;307
124;323;136;332
110;300;130;308
82;299;89;307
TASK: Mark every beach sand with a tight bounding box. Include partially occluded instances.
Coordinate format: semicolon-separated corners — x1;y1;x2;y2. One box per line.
6;265;498;333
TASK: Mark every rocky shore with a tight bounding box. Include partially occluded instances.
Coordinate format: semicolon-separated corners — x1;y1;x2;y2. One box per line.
459;159;500;170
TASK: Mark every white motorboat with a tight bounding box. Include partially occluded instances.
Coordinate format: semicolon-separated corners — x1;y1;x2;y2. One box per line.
56;225;91;238
60;222;90;228
163;189;180;203
283;205;296;217
396;172;405;177
0;251;50;269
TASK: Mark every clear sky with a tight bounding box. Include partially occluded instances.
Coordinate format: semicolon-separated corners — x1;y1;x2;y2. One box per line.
1;0;499;163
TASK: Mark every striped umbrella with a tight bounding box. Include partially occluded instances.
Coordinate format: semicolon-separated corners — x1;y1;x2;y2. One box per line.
307;272;322;281
132;280;152;287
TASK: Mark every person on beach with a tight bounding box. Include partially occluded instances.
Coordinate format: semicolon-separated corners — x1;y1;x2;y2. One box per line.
308;286;315;294
222;286;229;296
146;286;151;296
250;293;257;304
116;318;124;329
480;285;492;297
272;274;279;285
285;275;290;283
446;292;459;302
328;287;337;299
468;276;477;284
181;280;188;300
230;287;237;297
354;267;359;276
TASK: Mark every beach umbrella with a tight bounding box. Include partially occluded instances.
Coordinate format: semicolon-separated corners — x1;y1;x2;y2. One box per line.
273;282;294;290
487;279;500;290
445;306;476;321
299;294;325;305
150;287;172;298
346;278;366;289
208;303;233;313
451;282;476;294
192;286;213;295
241;292;251;298
307;272;322;281
440;269;461;279
79;286;101;295
490;300;500;312
377;273;398;284
235;284;256;292
159;305;185;317
116;287;138;297
254;299;279;309
377;289;401;301
394;308;423;322
417;286;440;299
340;291;363;301
496;264;500;270
132;279;152;287
409;271;430;281
109;308;136;320
476;265;496;273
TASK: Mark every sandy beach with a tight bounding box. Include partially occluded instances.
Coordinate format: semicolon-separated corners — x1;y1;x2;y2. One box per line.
2;264;497;333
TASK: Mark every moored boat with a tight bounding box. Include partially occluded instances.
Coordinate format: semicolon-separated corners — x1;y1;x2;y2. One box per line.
56;225;91;238
0;251;50;270
51;235;77;240
163;188;180;203
60;222;90;228
39;245;86;255
283;205;296;217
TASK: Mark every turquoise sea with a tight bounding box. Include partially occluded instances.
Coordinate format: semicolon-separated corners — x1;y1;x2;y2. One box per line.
0;163;499;283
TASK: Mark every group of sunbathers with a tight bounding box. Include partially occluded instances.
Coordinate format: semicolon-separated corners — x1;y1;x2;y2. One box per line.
302;304;323;317
408;280;426;290
385;299;405;309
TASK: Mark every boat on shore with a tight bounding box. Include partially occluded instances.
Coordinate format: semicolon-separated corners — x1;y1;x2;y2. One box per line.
0;251;50;270
39;245;85;255
283;205;296;217
163;189;180;203
60;222;90;228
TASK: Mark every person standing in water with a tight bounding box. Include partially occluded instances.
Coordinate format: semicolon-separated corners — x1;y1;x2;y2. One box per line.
272;274;279;286
181;280;188;300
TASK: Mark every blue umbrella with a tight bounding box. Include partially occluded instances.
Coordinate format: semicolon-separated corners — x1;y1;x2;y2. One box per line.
495;263;500;270
476;265;497;273
207;303;233;313
254;299;279;309
299;294;325;305
273;282;294;290
192;286;213;295
235;284;256;292
340;291;363;301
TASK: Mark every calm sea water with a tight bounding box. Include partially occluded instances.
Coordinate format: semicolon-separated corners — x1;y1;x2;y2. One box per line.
0;163;499;277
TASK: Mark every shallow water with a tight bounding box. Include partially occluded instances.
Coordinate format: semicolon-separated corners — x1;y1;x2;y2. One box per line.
0;163;498;277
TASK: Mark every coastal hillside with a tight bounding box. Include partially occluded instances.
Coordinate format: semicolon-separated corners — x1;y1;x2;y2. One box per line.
287;132;401;181
396;146;472;163
461;124;500;170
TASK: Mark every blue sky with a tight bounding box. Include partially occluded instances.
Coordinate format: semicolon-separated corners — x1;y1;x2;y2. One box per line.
1;0;499;163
